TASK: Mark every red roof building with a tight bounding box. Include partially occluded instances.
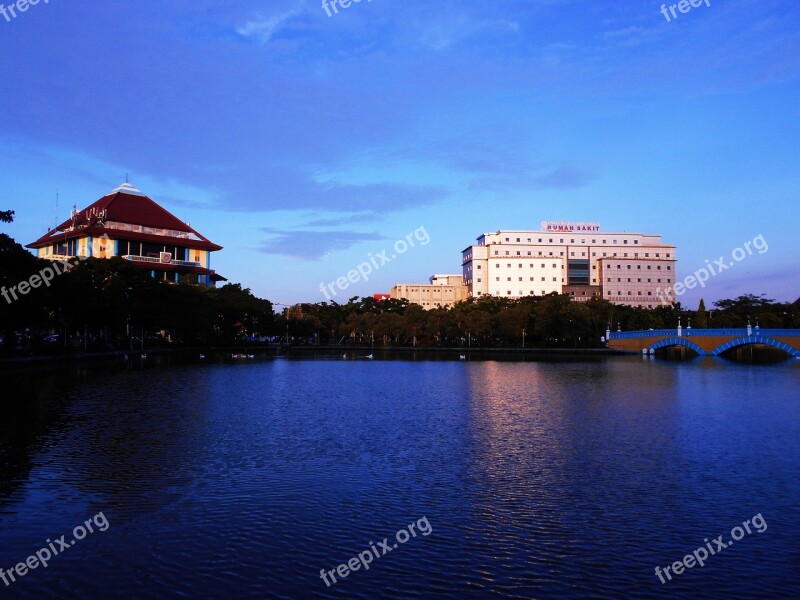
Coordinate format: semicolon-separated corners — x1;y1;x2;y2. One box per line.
27;183;225;286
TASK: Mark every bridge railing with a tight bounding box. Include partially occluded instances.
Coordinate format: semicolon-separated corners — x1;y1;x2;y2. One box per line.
608;328;798;340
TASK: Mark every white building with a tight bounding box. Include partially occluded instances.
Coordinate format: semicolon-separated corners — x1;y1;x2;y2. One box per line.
461;222;676;308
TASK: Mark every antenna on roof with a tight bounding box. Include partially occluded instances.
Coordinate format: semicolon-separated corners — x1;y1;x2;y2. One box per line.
125;172;129;183
54;186;59;229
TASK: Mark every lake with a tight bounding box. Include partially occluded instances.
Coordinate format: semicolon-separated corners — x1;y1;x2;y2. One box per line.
1;355;798;599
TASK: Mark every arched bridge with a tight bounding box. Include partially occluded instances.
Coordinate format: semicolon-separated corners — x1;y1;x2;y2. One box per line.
607;328;800;358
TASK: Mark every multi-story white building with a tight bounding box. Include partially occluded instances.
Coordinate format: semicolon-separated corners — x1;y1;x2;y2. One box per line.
391;274;469;309
461;221;676;308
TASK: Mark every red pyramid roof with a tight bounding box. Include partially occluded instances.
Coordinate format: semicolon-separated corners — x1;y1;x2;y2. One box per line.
27;183;222;251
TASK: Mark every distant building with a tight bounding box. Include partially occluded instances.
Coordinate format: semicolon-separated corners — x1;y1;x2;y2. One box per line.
27;182;225;286
391;274;469;309
461;221;677;308
373;293;391;301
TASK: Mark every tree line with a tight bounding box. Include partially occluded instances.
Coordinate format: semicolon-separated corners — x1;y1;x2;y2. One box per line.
0;218;273;355
1;210;797;355
279;293;799;349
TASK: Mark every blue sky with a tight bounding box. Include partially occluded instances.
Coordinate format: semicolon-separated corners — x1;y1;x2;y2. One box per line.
1;0;798;307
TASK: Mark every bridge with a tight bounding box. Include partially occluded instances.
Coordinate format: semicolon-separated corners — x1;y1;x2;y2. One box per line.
607;325;800;358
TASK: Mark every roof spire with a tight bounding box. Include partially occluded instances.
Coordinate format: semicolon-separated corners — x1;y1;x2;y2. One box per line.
111;181;145;196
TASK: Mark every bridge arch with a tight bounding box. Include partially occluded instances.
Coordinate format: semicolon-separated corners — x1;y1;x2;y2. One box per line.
712;336;800;358
648;337;707;355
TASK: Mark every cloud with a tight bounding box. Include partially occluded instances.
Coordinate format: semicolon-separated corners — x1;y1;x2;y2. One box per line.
215;170;449;214
304;213;382;227
236;3;305;44
417;16;521;50
533;167;599;190
257;228;384;260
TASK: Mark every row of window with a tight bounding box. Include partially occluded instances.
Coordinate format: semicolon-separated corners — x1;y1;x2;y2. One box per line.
489;249;672;258
609;278;672;283
503;236;642;245
608;264;671;270
492;277;561;282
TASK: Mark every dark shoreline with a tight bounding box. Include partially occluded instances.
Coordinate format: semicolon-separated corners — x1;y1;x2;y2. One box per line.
0;344;624;369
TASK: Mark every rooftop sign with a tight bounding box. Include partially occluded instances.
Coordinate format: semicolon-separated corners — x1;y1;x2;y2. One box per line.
540;221;600;232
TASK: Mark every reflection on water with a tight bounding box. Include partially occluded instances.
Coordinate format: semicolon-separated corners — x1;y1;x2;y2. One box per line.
0;357;798;599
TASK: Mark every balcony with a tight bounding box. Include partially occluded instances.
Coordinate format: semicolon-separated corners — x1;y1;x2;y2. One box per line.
47;254;78;262
123;255;202;267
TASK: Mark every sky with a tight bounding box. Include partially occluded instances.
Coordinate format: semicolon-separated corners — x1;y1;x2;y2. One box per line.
1;0;798;308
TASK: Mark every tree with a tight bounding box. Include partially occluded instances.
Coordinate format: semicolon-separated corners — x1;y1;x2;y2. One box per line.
694;299;708;328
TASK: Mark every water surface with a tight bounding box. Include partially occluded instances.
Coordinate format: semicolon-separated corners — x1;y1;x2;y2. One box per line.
1;356;798;599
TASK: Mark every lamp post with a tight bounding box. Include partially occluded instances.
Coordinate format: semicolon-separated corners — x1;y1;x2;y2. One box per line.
522;328;526;348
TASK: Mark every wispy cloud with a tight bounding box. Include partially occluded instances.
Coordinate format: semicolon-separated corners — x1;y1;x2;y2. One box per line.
236;3;305;44
533;167;599;190
304;213;382;227
257;227;384;260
